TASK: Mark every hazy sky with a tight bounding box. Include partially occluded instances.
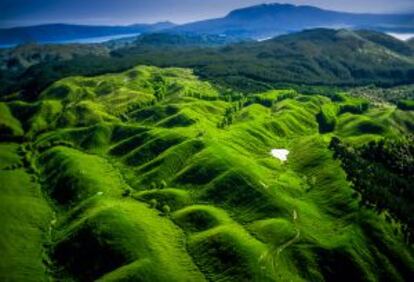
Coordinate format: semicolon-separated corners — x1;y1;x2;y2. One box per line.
1;0;414;28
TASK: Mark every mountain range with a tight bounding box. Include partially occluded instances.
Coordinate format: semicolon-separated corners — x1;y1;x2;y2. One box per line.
1;3;414;46
0;22;175;46
174;3;414;39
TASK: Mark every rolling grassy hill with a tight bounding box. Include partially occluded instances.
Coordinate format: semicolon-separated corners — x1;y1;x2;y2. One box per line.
0;65;413;281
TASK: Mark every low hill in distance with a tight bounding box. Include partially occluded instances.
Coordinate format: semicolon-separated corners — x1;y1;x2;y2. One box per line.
182;28;414;88
0;43;110;72
4;28;412;100
0;32;245;75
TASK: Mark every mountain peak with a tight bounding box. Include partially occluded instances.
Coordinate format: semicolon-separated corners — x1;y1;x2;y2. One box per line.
175;3;414;40
226;3;323;18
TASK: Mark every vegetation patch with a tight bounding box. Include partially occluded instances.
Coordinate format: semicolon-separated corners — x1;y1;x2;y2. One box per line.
1;65;413;281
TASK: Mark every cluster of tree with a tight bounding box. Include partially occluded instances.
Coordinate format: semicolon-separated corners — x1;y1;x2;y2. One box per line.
133;32;244;47
1;29;414;102
149;180;168;190
0;55;140;101
348;84;414;105
153;75;167;102
397;99;414;111
338;101;369;114
217;100;246;129
329;136;414;243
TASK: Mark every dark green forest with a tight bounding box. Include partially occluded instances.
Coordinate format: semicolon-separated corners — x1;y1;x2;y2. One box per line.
1;29;414;101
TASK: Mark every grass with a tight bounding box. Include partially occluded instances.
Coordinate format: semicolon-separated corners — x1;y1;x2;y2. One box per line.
0;65;413;281
0;143;21;169
0;103;24;138
53;199;205;281
38;146;127;206
316;103;338;133
397;99;414;111
0;146;53;282
134;188;192;211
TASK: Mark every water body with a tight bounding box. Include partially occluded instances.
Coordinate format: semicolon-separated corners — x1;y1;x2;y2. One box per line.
0;44;16;49
57;33;141;44
387;33;414;41
0;32;141;49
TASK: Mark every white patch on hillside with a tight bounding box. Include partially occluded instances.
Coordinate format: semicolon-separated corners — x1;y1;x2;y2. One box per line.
270;149;289;162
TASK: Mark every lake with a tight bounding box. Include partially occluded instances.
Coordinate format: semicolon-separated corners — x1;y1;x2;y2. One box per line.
0;32;141;49
387;33;414;41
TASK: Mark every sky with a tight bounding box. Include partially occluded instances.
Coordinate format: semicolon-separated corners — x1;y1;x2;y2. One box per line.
1;0;414;28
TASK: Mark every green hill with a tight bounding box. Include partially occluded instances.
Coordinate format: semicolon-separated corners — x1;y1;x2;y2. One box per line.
2;29;414;99
0;43;110;72
0;65;413;281
92;29;414;89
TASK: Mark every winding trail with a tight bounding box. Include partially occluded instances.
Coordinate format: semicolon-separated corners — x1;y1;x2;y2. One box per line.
259;209;301;274
277;209;300;254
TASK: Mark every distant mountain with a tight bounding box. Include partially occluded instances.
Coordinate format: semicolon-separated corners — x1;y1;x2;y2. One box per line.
0;22;176;46
2;3;414;47
119;28;414;88
173;3;414;39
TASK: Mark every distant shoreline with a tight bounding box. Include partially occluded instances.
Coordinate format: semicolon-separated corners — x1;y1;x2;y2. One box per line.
0;32;141;49
387;32;414;41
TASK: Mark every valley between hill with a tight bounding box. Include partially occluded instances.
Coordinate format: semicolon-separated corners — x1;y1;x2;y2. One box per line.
1;65;413;281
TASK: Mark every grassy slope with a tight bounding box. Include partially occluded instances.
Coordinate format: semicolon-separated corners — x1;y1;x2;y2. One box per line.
0;65;413;281
0;143;53;281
